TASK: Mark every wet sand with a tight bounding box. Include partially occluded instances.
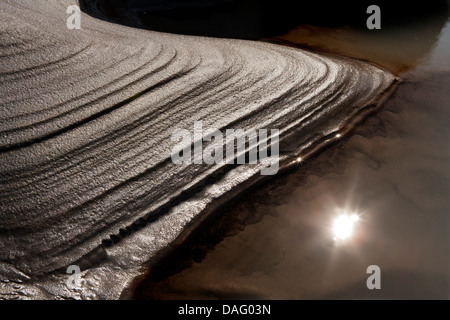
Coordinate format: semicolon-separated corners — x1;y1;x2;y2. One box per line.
1;0;448;300
0;0;397;299
131;15;450;299
132;72;450;299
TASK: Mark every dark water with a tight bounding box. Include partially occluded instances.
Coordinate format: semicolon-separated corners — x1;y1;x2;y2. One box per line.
128;3;450;299
85;1;449;40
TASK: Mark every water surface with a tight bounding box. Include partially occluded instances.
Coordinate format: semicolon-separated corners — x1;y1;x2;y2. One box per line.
131;10;450;300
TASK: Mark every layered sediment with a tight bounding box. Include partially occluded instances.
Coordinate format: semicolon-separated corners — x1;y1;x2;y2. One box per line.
0;0;397;298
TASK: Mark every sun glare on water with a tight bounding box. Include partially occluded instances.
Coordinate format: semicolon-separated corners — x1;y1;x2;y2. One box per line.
333;213;359;241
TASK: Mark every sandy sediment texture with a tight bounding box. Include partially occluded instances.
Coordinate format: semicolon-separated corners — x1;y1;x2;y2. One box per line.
0;0;396;281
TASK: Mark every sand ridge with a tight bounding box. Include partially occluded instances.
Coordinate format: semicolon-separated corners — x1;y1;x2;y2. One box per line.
0;0;396;298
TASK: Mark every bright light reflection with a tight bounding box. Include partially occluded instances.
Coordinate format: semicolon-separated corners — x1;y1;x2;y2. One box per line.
333;213;359;240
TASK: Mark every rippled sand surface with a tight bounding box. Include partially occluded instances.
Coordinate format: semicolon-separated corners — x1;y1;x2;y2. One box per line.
132;14;450;300
0;0;396;298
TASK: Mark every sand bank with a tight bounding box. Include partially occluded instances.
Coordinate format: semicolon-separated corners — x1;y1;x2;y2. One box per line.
0;0;396;298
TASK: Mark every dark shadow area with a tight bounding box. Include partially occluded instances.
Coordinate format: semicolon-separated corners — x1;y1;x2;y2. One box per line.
81;0;449;40
127;181;281;299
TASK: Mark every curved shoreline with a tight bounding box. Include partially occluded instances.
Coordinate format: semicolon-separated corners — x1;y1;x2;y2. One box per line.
0;0;397;299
